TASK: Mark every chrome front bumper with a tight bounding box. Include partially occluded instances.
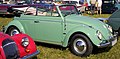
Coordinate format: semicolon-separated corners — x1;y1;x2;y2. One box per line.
98;36;117;48
21;50;40;59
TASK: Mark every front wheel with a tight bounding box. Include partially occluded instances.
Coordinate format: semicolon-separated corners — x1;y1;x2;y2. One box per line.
8;27;20;36
69;34;93;57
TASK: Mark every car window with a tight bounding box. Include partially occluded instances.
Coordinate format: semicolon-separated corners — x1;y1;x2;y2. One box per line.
24;7;37;15
37;6;59;17
24;5;59;17
59;5;79;16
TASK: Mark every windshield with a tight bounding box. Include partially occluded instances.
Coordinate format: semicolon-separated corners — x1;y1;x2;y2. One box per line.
59;5;79;17
21;5;79;17
24;4;59;17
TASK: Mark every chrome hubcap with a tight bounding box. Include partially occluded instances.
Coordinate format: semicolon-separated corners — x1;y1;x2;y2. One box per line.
11;29;19;36
73;38;87;54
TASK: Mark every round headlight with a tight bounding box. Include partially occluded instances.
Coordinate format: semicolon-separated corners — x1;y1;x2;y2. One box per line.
96;30;102;40
21;37;29;47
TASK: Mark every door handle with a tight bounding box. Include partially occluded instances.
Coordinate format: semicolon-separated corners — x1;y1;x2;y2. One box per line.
34;21;39;23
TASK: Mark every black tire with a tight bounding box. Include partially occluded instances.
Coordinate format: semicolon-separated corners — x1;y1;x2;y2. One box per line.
31;56;37;59
69;34;93;57
34;56;37;59
118;29;120;36
8;27;20;36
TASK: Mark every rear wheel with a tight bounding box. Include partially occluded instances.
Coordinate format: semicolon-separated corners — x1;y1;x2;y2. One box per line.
8;27;20;36
69;34;93;57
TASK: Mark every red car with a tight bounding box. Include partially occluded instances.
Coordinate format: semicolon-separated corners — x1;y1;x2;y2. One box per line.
0;32;39;59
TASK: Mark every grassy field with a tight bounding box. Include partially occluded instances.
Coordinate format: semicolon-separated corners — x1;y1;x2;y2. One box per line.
0;14;120;59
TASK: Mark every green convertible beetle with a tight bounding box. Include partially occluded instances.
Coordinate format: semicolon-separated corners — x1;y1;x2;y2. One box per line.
3;4;117;56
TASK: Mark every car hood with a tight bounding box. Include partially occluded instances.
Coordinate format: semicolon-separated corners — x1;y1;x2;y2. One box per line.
65;15;105;29
65;15;111;39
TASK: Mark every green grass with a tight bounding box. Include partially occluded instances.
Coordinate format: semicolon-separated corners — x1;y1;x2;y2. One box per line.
0;14;119;59
83;14;111;18
0;17;13;31
36;14;119;59
37;37;120;59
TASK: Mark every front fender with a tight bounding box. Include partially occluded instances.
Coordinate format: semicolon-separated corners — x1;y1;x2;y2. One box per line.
12;33;37;57
4;20;25;34
62;25;101;47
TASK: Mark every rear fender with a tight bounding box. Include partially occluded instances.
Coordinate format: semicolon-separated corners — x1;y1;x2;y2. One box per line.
4;20;25;34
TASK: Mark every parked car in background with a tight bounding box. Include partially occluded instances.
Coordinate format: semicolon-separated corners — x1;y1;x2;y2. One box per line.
98;9;120;35
102;0;120;13
0;4;28;16
114;0;120;10
0;4;15;15
108;9;120;33
0;0;33;16
0;32;40;59
3;4;117;57
62;0;88;12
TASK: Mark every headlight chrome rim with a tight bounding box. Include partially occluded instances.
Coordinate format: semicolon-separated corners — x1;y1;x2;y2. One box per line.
21;37;29;47
96;30;103;40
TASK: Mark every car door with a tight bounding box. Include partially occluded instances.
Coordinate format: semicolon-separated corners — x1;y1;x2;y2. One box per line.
34;15;64;44
18;15;37;39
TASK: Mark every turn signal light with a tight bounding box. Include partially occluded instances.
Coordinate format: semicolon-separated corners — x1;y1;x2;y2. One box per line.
25;49;30;53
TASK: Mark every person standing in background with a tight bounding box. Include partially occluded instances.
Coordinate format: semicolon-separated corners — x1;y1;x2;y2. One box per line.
97;0;102;15
87;0;91;6
90;0;96;15
80;0;84;4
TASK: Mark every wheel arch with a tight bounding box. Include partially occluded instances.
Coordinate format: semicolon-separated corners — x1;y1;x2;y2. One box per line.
4;20;26;34
62;26;101;47
68;32;94;47
6;25;20;34
62;31;96;47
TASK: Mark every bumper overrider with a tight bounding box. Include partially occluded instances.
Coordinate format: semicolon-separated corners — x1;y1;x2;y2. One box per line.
98;36;117;48
21;50;40;59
